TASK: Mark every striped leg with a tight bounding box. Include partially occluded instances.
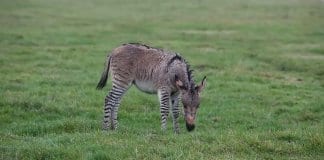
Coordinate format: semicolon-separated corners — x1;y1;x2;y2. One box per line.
103;90;115;130
158;88;171;131
171;93;180;133
111;85;128;130
103;84;128;130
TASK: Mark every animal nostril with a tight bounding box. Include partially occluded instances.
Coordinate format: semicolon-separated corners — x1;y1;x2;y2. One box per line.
187;115;194;122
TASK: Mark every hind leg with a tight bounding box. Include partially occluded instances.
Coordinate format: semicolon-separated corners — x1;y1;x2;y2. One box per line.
110;83;130;130
103;84;130;130
102;87;118;130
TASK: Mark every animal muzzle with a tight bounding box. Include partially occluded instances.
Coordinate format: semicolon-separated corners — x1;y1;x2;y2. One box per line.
185;115;195;132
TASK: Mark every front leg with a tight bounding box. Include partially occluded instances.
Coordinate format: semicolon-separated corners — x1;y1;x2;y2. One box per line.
158;88;171;131
171;92;180;134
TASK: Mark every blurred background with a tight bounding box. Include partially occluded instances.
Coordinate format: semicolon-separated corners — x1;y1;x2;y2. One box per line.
1;0;323;159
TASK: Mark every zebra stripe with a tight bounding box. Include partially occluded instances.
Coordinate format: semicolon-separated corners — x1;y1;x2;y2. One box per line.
171;93;180;133
158;88;171;131
103;84;128;130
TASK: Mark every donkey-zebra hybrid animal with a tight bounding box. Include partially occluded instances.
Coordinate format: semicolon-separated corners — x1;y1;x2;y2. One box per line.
96;43;206;133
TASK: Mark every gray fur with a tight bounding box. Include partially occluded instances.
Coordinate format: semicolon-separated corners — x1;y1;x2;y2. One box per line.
97;43;206;133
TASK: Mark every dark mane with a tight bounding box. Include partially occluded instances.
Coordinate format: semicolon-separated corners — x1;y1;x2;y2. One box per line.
186;64;195;91
168;54;195;90
123;42;162;51
167;54;183;66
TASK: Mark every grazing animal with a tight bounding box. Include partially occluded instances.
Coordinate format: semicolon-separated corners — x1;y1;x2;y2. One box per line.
96;43;206;133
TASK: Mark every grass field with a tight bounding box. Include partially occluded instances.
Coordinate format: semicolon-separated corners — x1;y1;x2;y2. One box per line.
1;0;324;159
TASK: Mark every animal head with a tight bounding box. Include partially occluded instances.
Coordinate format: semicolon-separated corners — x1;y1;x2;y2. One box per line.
175;76;206;131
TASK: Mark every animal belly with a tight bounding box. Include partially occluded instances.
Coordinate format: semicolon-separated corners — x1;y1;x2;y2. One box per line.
134;80;157;94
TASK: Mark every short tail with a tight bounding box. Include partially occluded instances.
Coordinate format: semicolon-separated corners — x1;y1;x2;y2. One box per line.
96;56;111;89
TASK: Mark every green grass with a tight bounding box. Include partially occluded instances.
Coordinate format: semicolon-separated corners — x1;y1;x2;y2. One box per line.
1;0;323;159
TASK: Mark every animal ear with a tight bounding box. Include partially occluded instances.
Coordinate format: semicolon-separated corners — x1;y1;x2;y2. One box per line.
196;76;206;93
175;75;184;89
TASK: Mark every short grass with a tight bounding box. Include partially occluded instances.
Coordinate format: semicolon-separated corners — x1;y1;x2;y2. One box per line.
1;0;323;159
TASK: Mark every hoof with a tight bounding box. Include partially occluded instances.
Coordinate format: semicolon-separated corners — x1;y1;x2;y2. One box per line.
102;122;110;131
